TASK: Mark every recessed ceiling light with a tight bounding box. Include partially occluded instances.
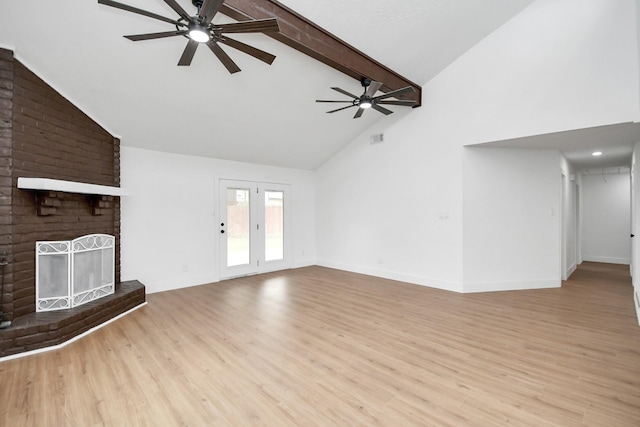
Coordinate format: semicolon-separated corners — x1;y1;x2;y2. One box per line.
592;151;602;156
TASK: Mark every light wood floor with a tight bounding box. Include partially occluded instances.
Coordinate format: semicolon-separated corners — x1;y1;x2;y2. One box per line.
1;262;639;426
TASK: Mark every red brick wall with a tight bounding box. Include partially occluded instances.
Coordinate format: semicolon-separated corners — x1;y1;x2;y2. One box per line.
1;48;121;319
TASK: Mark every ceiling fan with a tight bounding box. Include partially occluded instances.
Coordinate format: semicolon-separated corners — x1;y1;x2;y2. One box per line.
98;0;280;73
316;78;418;119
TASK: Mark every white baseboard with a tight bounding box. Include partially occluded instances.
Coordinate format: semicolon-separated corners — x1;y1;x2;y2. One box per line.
565;263;577;280
142;274;219;294
463;279;561;293
293;259;315;269
582;255;630;265
316;259;463;293
317;260;563;294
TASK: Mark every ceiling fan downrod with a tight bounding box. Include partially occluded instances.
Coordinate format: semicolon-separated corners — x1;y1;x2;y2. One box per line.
191;0;204;16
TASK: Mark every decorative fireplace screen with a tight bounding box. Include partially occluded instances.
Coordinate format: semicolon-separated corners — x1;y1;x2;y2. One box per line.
36;234;115;312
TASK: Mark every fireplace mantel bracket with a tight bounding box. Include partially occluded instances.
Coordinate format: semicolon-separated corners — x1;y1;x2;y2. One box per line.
17;177;129;217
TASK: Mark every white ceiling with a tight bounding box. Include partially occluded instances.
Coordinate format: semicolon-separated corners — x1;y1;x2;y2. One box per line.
0;0;537;170
474;122;640;170
2;0;634;171
278;0;536;87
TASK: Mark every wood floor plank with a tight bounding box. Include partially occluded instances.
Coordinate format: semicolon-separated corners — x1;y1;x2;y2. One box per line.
1;261;639;426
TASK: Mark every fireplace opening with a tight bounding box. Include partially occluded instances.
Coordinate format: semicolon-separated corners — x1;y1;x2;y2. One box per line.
36;234;115;312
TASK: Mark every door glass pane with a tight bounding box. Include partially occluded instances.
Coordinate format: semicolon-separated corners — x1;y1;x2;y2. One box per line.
265;190;284;261
227;188;251;267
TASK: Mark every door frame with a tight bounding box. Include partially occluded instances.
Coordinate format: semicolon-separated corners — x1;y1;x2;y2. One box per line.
217;178;292;280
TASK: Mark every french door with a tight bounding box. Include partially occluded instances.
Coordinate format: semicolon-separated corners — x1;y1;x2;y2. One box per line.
219;179;290;279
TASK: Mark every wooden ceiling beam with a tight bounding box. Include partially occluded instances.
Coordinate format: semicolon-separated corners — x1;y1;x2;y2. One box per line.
220;0;422;106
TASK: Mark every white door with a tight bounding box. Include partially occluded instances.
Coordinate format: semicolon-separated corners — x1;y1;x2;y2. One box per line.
219;179;290;279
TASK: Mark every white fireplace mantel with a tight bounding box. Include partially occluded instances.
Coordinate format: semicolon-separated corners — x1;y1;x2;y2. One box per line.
17;177;129;197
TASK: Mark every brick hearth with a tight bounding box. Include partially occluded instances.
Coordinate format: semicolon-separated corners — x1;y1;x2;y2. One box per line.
0;281;145;358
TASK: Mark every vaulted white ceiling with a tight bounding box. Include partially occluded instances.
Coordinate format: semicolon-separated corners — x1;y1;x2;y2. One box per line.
10;0;635;172
0;0;541;170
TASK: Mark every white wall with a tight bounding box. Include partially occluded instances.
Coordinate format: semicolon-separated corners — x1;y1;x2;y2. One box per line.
581;171;631;264
637;0;640;111
120;147;316;293
462;148;561;291
316;0;639;293
632;142;640;324
315;111;465;291
455;0;639;143
119;0;640;296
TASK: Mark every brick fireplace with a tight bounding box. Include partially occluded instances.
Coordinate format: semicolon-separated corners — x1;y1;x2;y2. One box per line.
0;48;145;357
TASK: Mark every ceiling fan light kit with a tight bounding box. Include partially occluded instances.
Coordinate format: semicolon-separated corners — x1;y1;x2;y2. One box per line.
316;78;418;119
187;23;210;42
98;0;280;73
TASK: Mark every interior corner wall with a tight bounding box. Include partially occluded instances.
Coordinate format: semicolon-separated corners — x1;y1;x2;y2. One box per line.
581;171;631;265
315;109;465;291
462;148;562;292
119;146;316;294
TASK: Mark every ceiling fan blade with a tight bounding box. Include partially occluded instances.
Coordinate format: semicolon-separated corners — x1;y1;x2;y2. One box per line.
199;0;225;24
316;100;353;103
163;0;190;20
373;86;417;101
218;36;276;65
331;87;359;99
178;40;199;66
327;105;356;114
372;104;394;115
353;108;365;119
125;30;187;41
217;19;280;34
365;81;383;97
377;100;417;106
207;42;241;73
98;0;181;25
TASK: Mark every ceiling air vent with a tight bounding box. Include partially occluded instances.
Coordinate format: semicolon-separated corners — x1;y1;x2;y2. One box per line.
370;133;384;144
